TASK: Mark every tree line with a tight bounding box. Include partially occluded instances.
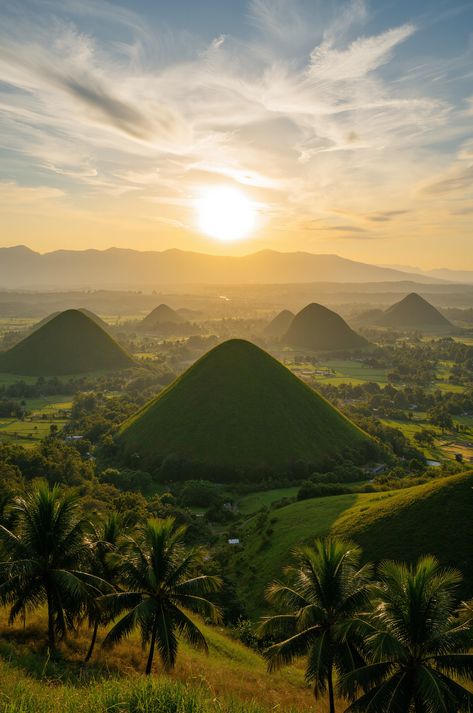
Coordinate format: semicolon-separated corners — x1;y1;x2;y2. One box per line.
0;484;472;712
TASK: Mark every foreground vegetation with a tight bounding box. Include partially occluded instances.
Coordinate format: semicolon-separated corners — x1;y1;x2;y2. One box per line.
1;485;472;712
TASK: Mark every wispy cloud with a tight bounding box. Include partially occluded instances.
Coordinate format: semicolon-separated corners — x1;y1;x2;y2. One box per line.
0;0;471;263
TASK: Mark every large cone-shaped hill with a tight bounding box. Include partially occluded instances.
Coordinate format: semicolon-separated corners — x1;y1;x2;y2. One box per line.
284;303;369;351
0;309;134;375
263;309;295;339
140;303;185;330
378;293;453;332
118;339;370;472
31;308;111;333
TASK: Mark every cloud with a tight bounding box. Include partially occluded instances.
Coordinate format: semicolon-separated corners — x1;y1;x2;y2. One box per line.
422;166;473;196
368;210;410;222
0;0;470;258
308;24;415;81
307;222;368;233
0;181;64;204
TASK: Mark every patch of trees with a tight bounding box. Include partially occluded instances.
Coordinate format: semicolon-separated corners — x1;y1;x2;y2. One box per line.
1;486;472;712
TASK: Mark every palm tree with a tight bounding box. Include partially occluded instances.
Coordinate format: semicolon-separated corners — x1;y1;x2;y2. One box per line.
100;517;222;674
83;512;125;662
0;484;106;652
259;538;372;713
341;556;473;712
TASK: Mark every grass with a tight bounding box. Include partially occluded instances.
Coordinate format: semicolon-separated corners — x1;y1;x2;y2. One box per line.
317;359;388;385
235;473;473;616
0;310;134;376
0;397;72;445
118;339;370;471
0;608;321;713
380;413;473;461
237;487;299;514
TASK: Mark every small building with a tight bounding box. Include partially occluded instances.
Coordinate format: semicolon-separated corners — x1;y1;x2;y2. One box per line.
228;538;240;545
366;463;387;476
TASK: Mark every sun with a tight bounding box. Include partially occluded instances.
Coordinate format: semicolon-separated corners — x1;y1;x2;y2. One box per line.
196;186;256;242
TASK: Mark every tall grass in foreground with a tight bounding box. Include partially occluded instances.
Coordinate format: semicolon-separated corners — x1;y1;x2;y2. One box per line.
0;673;301;713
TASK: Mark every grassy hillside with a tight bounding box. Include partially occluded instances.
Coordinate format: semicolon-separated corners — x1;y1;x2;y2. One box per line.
118;339;370;473
0;607;318;713
0;309;134;376
236;473;473;615
32;308;111;333
140;303;185;329
284;303;369;351
263;309;294;338
379;292;453;331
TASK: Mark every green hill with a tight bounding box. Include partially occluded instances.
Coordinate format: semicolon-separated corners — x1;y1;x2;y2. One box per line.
117;339;370;475
284;303;369;351
0;309;134;375
31;308;111;333
140;303;185;330
379;292;453;332
235;473;473;615
263;309;295;338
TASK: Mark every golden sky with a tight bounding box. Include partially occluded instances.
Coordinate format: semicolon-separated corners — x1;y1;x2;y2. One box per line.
0;0;472;269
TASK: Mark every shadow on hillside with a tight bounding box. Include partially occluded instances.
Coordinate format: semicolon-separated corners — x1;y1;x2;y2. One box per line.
0;630;125;685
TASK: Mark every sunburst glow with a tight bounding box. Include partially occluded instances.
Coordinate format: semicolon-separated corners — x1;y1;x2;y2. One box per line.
196;186;256;242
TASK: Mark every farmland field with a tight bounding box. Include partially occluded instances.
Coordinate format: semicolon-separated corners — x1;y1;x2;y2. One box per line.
0;396;71;445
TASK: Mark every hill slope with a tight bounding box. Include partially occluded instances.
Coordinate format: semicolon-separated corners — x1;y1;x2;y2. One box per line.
32;308;110;333
118;339;370;473
0;309;134;375
0;608;317;712
236;473;473;615
263;309;295;338
284;303;369;351
140;303;185;330
379;292;453;331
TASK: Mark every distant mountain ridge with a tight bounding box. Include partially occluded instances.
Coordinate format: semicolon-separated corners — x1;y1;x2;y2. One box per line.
0;245;448;289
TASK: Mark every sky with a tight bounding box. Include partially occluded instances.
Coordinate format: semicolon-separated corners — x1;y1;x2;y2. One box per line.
0;0;472;268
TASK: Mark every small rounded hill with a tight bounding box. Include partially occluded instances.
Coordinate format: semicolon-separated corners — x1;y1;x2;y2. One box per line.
379;293;453;332
284;303;369;351
0;309;134;376
263;309;295;339
140;304;185;330
117;339;371;475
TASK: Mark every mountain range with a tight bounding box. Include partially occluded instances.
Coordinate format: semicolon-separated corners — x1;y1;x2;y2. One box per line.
0;245;449;289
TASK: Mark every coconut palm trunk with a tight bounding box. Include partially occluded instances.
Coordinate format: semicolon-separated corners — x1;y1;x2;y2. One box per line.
84;620;99;662
327;664;335;713
46;585;55;653
145;616;159;675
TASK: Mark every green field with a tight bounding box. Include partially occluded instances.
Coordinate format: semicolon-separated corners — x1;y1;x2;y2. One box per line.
285;358;388;386
235;473;473;615
0;397;71;445
237;486;299;514
381;413;473;461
